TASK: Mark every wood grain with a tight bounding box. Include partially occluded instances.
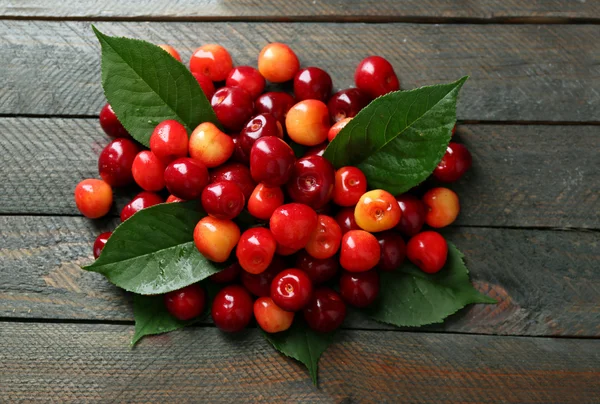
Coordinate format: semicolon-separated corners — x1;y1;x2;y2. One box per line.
1;0;599;21
2;215;599;336
1;118;598;229
1;21;598;121
1;322;599;402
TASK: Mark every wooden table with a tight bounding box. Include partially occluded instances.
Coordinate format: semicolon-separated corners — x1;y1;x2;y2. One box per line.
1;1;599;402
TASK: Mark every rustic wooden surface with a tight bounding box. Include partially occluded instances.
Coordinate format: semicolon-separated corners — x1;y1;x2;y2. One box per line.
0;2;599;402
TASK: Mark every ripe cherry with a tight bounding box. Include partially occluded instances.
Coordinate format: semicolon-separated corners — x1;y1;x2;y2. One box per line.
210;261;242;284
166;195;184;203
226;66;266;100
354;55;400;99
271;268;313;312
164;157;210;200
247;183;284;220
239;113;283;158
295;250;338;285
158;44;182;62
376;231;406;271
335;207;361;235
191;72;216;100
74;179;113;219
131;151;166;192
254;92;295;125
339;230;380;272
120;191;164;222
433;142;473;183
327;88;370;123
395;194;427;237
287;156;335;209
230;133;250;163
189;122;234;168
193;216;240;262
286;100;330;146
305;143;327;158
293;67;332;102
305;215;342;260
241;256;286;297
93;231;112;259
327;117;352;142
258;43;299;83
149;119;189;164
190;44;233;82
164;284;206;321
236;227;277;274
406;231;448;274
210;162;256;201
201;181;245;220
303;288;347;332
98;138;140;187
211;285;254;332
333;166;367;206
99;103;129;138
422;187;460;228
354;189;402;232
270;203;318;250
339;270;380;308
211;87;254;131
254;297;294;333
250;136;296;187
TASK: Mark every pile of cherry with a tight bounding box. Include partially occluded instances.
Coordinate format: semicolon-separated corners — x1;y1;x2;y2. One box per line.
75;42;472;334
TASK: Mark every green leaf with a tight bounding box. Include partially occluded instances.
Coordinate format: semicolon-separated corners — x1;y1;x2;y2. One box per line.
83;201;224;295
93;26;219;147
368;242;495;327
263;320;335;386
323;77;467;195
131;294;202;346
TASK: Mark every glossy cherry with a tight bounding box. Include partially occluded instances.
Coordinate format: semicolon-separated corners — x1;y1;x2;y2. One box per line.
99;103;129;138
120;191;163;222
303;288;347;332
74;179;113;219
210;261;242;284
305;143;327;157
239;113;283;158
270;203;318;250
250;136;296;187
211;285;254;332
295;250;338;284
333;166;367;207
236;227;277;274
189;44;233;82
226;66;266;100
241;256;286;297
210;162;256;201
211;86;254;131
327;88;371;123
164;284;206;321
339;230;380;272
166;195;184;203
354;55;400;99
433;142;473;183
98;138;140;187
286;100;330;146
293;67;332;102
164;157;210;200
149;120;187;165
189;122;234;168
258;43;299;83
354;189;402;232
131;151;166;192
158;44;181;61
376;231;406;271
254;92;295;125
422;187;460;228
335;207;361;235
93;231;112;259
270;268;313;312
305;215;342;260
395;194;427;237
254;297;294;333
339;269;380;308
327;117;352;142
406;231;448;274
230;133;250;163
286;156;335;209
247;183;284;220
201;180;245;220
193;217;240;262
191;72;216;100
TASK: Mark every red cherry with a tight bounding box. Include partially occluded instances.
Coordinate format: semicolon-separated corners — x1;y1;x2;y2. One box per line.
99;103;129;138
210;162;256;201
236;227;277;274
164;157;210;200
305;143;327;158
211;86;254;131
98;138;140;187
158;44;181;62
339;270;380;308
303;288;346;332
201;181;245;220
247;183;284;220
376;231;406;271
131;151;166;192
164;284;206;321
270;268;313;312
286;156;335;210
189;44;233;82
332;166;367;207
293;67;333;103
254;297;294;333
406;231;448;274
254;92;295;125
149;120;189;165
226;66;266;100
433;142;473;182
241;256;286;297
295;250;338;284
166;195;185;203
327;88;371;123
270;203;318;250
339;230;380;272
258;43;299;83
335;207;361;235
354;55;400;99
209;262;242;284
192;72;216;100
395;194;427;237
120;191;164;222
250;136;296;187
327;117;352;142
230;133;250;163
239;113;283;158
93;231;112;259
305;215;342;260
75;179;113;219
211;285;254;332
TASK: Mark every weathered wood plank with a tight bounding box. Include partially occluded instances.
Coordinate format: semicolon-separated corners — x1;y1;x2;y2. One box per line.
1;322;599;402
1;0;599;21
1;118;598;229
2;215;598;336
0;21;598;121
